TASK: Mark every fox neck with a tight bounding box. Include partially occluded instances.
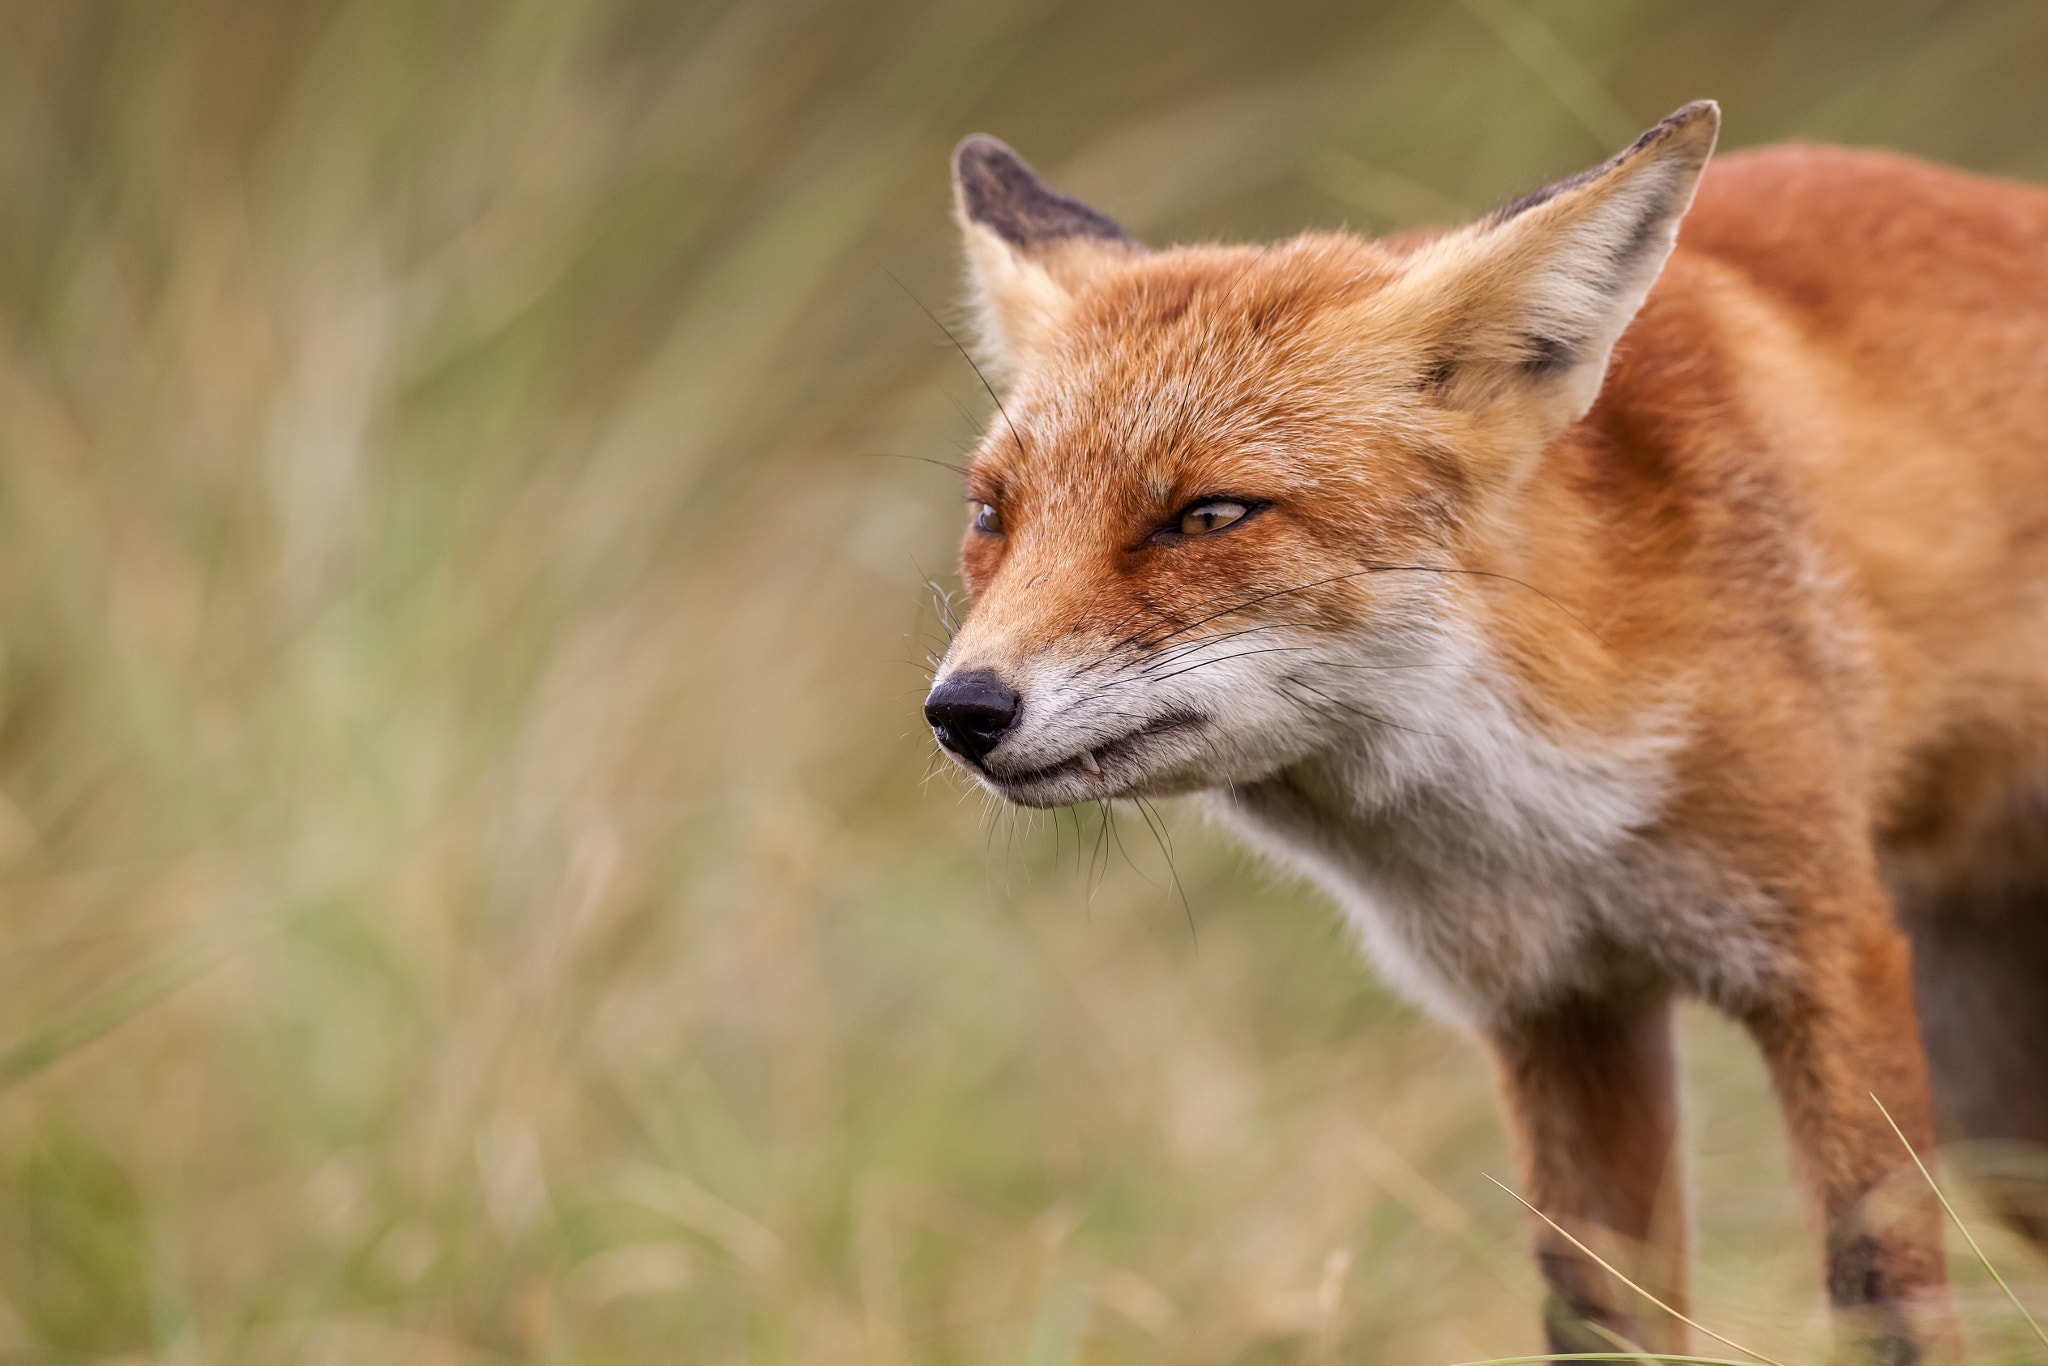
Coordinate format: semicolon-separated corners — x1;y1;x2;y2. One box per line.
1206;440;1698;1019
1220;586;1681;866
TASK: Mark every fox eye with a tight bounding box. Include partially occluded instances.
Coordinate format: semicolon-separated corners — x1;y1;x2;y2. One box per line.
1178;500;1248;536
971;502;1004;534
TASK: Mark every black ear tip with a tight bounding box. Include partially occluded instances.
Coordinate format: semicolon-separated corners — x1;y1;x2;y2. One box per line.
954;136;1036;197
952;134;1035;197
950;134;1134;249
954;134;1020;175
1635;100;1721;154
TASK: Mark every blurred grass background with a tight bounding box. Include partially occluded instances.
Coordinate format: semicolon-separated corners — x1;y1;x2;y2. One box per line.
0;1;2046;1361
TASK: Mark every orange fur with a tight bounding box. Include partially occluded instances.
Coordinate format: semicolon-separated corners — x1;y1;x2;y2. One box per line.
925;105;2048;1361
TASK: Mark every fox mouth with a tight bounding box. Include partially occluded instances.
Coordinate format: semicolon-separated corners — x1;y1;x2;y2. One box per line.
977;711;1206;806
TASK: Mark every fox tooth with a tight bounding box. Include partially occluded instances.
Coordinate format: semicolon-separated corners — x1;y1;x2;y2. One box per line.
1079;750;1101;774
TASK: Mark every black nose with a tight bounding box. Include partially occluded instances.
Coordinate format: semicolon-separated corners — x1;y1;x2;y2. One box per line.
924;671;1021;762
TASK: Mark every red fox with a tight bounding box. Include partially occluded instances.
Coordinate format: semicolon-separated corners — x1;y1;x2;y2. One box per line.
922;100;2048;1361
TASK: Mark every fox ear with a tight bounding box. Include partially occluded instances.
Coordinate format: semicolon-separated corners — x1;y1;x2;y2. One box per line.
953;136;1140;382
1394;101;1719;442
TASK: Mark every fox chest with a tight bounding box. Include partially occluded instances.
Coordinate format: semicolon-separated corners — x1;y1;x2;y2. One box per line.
1210;728;1791;1023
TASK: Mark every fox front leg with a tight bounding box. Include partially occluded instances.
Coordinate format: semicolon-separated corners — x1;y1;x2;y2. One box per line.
1486;992;1689;1357
1746;906;1956;1365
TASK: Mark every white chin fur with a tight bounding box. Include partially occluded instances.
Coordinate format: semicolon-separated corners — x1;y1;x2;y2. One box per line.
940;608;1731;1023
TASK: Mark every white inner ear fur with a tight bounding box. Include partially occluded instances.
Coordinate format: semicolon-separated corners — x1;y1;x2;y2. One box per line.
1380;117;1716;436
957;219;1075;386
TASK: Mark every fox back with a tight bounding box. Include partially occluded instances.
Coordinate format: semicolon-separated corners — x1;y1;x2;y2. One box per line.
924;103;2048;1362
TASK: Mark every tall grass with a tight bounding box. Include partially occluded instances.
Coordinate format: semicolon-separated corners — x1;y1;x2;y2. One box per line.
0;0;2042;1361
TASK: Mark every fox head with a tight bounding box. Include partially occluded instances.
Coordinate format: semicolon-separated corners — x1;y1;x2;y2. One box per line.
924;103;1718;809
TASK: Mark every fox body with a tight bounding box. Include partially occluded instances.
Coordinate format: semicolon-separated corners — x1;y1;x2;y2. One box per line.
923;102;2048;1360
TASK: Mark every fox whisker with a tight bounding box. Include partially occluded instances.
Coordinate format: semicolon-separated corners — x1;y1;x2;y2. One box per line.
886;267;1032;465
1281;674;1446;739
1113;645;1317;686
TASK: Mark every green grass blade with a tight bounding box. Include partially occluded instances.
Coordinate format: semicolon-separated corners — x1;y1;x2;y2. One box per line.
1457;0;1640;147
0;952;220;1096
1485;1176;1787;1366
1871;1092;2048;1353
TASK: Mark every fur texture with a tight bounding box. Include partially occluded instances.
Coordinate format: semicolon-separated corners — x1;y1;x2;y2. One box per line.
926;103;2048;1361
